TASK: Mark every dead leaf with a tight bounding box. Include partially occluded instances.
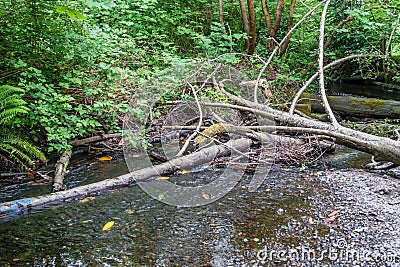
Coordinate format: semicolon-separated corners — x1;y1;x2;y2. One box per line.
126;209;134;214
27;169;36;179
180;170;189;174
202;194;210;200
79;197;95;203
155;176;170;180
327;210;341;218
253;238;260;242
102;221;115;231
98;156;113;161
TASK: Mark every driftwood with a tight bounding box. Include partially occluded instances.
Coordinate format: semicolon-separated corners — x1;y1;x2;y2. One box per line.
0;138;252;216
300;92;400;118
68;133;121;146
52;150;72;192
50;133;122;191
208;88;400;166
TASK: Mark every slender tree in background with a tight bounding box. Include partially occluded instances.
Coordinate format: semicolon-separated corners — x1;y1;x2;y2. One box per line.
280;0;296;56
247;0;257;55
218;0;225;30
239;0;250;53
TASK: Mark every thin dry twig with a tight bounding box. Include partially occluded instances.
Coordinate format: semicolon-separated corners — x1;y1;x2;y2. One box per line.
175;81;203;157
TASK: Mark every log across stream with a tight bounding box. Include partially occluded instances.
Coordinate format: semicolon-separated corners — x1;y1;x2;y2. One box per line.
1;153;400;266
0;138;252;216
300;92;400;118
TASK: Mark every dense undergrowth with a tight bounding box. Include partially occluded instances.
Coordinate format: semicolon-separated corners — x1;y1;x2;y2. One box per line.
0;0;398;169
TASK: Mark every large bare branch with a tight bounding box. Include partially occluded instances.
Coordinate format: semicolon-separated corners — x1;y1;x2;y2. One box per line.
317;0;338;127
214;84;400;165
386;12;400;57
0;138;252;216
289;54;382;115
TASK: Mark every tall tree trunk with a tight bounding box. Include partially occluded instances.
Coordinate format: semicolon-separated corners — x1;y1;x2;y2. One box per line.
239;0;250;53
271;0;284;38
280;0;296;56
261;0;272;32
218;0;225;30
262;0;285;49
247;0;256;54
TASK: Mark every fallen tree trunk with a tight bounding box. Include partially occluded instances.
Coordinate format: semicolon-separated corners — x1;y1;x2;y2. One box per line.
53;150;72;192
0;138;252;216
212;89;400;165
300;92;400;118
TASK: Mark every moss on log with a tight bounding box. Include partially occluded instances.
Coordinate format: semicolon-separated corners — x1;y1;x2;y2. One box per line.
300;92;400;118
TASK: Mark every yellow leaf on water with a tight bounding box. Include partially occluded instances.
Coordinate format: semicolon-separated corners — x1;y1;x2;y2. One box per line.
202;193;210;200
98;156;113;161
126;209;134;214
155;176;170;180
102;221;115;231
180;170;189;174
79;197;95;203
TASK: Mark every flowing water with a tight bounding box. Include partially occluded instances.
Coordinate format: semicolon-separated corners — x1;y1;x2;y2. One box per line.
0;156;343;266
328;82;400;101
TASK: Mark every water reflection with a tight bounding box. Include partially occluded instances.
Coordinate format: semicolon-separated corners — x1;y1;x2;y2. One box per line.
328;82;400;101
0;161;336;266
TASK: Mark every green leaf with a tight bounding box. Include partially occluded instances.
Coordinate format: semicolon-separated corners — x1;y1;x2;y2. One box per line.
67;10;76;19
55;6;68;13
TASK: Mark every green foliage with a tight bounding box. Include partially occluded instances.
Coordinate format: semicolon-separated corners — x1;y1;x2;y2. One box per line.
0;85;46;168
0;85;29;125
0;0;398;165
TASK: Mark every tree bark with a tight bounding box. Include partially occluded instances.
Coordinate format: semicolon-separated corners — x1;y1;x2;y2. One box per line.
246;0;256;55
271;0;284;38
238;0;250;53
218;0;225;30
53;150;72;192
261;0;272;32
280;0;296;56
0;138;252;216
300;93;400;119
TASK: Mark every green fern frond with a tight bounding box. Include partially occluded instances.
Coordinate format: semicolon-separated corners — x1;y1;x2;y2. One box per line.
0;107;29;125
0;143;33;167
0;85;25;100
0;131;47;168
0;85;30;126
0;86;46;169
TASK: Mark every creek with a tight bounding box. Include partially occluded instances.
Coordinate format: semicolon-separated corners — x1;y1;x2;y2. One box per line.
0;83;398;266
0;153;361;266
328;82;400;101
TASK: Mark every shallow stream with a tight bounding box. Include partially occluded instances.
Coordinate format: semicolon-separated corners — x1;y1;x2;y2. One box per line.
0;155;352;266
